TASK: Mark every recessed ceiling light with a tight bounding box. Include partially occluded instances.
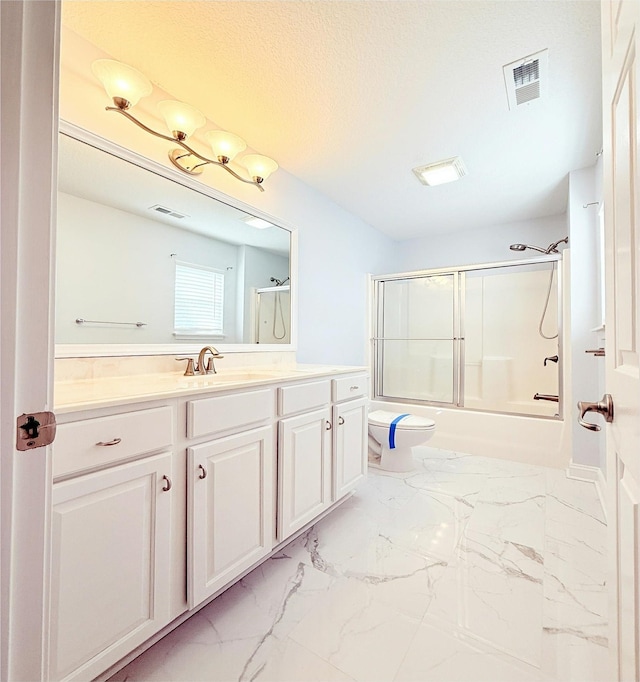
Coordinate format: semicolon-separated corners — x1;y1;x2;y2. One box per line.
243;217;274;229
412;157;468;186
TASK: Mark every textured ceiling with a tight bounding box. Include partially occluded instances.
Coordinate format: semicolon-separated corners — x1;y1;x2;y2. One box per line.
61;1;602;240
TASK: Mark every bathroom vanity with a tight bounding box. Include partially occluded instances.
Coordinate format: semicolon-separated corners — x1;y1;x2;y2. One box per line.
50;366;368;681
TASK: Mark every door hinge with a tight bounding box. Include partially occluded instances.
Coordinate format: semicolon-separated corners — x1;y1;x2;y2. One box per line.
16;411;57;451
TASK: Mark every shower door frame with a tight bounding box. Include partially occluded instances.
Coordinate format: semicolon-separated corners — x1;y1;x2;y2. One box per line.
372;254;563;420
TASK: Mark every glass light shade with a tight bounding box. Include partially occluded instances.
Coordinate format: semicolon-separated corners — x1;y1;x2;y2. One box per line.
91;60;152;108
205;131;247;163
241;154;279;182
157;100;206;139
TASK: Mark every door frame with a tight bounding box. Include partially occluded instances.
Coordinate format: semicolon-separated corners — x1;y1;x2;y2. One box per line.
1;2;60;679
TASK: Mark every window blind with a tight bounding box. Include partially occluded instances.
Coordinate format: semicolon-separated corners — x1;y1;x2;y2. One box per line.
174;262;224;334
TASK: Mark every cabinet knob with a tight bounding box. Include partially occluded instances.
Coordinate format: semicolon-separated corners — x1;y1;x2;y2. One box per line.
198;464;208;479
96;437;122;447
338;416;345;425
162;475;172;492
325;420;332;430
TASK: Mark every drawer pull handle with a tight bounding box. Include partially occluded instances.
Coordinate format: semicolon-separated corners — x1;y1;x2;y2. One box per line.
325;420;332;430
198;464;208;479
350;385;359;391
96;438;122;447
162;475;172;492
338;416;345;425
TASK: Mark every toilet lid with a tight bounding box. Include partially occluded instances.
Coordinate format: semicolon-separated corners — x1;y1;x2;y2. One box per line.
368;410;435;430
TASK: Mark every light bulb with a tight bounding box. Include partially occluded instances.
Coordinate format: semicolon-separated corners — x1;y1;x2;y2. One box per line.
91;59;153;109
205;131;247;163
241;154;278;183
157;100;206;140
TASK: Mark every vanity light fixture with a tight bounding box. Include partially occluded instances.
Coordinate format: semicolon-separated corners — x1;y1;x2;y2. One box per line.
412;156;467;186
91;59;278;191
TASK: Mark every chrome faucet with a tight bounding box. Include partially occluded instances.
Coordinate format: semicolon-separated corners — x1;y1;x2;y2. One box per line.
197;346;224;374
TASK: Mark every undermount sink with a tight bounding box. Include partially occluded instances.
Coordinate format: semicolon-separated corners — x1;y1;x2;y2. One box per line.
180;369;293;384
175;365;353;388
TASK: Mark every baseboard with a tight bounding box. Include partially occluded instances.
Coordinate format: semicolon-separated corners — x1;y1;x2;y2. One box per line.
566;461;607;522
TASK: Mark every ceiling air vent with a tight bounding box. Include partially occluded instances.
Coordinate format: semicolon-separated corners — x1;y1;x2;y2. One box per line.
503;49;548;110
149;204;189;220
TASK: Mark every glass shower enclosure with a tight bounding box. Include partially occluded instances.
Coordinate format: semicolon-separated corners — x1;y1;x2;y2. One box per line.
373;257;562;418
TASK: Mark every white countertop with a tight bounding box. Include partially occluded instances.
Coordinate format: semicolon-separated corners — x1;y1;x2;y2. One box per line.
54;364;368;413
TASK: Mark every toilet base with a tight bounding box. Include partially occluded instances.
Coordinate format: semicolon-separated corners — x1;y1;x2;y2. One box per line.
379;445;416;473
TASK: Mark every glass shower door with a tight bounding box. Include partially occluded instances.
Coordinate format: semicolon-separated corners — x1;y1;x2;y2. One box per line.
375;273;459;404
463;262;559;416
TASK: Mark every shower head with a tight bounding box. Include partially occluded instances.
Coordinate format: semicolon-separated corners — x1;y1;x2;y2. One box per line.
509;243;547;254
270;276;290;287
509;237;569;255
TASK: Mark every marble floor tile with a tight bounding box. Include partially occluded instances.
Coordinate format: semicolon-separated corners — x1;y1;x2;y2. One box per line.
415;447;493;476
109;451;609;682
251;639;355;682
302;524;447;620
289;579;421;682
466;484;546;551
374;489;474;562
426;530;544;666
395;622;549;682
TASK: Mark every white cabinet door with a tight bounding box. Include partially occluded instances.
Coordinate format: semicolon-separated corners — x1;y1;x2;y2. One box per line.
278;408;332;541
188;426;274;608
333;398;368;500
49;453;173;682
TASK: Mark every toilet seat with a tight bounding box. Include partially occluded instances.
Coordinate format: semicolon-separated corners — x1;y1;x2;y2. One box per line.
368;410;435;431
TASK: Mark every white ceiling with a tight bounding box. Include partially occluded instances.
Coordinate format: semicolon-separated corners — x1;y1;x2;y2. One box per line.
61;0;602;241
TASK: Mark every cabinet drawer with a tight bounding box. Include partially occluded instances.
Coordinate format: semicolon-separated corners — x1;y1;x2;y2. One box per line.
53;406;174;479
332;374;368;402
278;380;331;417
187;389;273;439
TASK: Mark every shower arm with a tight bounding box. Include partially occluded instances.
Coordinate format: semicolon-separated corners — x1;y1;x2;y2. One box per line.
546;237;569;253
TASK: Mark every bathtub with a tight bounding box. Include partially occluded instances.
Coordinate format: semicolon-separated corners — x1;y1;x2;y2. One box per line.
369;399;571;469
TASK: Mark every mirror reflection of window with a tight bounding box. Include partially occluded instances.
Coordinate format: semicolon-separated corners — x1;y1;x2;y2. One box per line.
174;262;225;339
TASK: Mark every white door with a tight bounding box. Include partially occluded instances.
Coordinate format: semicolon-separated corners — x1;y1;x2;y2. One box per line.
601;0;640;679
0;2;60;680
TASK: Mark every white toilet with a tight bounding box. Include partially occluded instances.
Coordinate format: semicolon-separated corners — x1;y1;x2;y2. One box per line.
368;410;436;472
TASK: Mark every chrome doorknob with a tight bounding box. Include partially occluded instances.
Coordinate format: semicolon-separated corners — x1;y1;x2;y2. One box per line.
577;394;614;432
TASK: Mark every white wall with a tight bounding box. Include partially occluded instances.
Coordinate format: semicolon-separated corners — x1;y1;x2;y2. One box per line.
394;215;567;272
567;163;605;472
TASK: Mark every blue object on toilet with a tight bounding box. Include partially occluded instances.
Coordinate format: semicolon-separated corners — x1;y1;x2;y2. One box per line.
389;414;411;449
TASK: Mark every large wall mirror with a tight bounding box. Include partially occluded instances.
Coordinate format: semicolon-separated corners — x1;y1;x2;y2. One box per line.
55;128;294;357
